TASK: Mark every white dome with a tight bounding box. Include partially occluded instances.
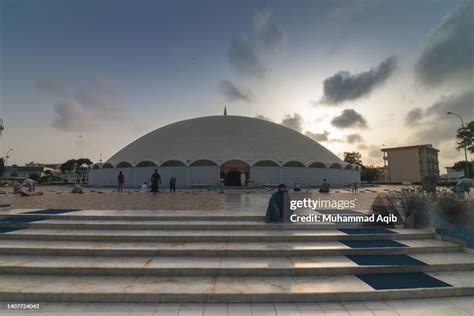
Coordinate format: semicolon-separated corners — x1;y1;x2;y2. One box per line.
105;115;342;166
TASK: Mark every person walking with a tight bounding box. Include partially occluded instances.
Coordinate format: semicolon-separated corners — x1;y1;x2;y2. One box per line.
169;176;176;193
150;169;161;195
117;171;125;192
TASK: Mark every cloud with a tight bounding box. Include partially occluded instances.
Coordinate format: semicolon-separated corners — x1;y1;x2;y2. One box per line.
51;77;126;132
320;56;398;104
52;100;97;132
306;130;330;142
228;34;266;78
346;133;364;144
331;109;368;129
254;8;285;50
219;80;254;103
36;77;66;95
410;90;474;144
404;108;424;125
415;1;474;87
254;114;273;121
281;113;304;132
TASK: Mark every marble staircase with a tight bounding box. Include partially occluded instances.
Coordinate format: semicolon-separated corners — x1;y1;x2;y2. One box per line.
0;209;473;303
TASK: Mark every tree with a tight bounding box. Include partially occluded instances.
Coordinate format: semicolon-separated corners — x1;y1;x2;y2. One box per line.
361;166;379;182
60;158;93;174
456;121;474;154
60;159;76;174
452;160;472;177
343;152;363;165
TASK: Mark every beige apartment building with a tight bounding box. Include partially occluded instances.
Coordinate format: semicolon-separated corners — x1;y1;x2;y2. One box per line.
381;144;440;183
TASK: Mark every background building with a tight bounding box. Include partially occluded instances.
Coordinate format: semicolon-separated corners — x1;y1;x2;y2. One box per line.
89;115;360;188
382;144;440;183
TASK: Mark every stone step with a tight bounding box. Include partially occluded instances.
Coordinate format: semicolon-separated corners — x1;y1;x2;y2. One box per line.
0;212;264;222
0;253;472;277
0;239;461;257
0;228;434;242
0;271;473;303
0;219;390;231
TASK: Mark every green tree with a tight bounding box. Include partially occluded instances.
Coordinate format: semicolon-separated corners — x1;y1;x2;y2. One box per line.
343;152;363;165
60;158;93;174
452;160;472;177
361;166;379;182
456;121;474;154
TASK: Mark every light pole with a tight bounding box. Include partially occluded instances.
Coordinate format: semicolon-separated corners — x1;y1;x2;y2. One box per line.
5;148;13;167
447;112;469;177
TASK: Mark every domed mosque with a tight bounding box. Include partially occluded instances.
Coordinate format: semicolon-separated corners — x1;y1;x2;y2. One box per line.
89;112;360;188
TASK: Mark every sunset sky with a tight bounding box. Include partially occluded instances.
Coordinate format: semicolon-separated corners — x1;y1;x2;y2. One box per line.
1;0;473;170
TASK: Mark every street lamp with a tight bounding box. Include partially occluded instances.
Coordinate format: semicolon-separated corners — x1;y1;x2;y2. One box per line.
5;148;13;167
447;112;469;177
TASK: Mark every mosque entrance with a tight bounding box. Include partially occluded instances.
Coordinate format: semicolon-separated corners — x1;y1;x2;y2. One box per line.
220;160;250;187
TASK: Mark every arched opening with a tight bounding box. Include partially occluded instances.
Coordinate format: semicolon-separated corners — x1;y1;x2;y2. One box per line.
220;160;250;186
136;161;158;167
92;164;102;170
116;161;133;168
309;162;327;168
329;163;342;169
102;163;114;169
190;159;218;167
355;166;360;171
344;164;353;170
253;160;279;167
161;160;186;167
283;161;305;168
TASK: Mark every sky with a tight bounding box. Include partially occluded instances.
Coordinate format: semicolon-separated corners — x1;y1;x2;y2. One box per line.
0;0;473;171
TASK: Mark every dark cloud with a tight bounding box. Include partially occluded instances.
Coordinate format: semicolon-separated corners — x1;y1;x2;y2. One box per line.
51;77;125;132
410;90;474;144
52;100;97;132
219;80;254;103
228;34;266;78
320;56;397;104
254;114;273;121
254;8;285;50
346;133;364;144
36;77;66;95
415;1;474;87
404;108;424;125
331;109;368;129
281;113;304;132
306;130;330;142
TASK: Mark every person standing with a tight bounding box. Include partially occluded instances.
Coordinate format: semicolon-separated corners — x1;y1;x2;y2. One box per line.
150;169;161;195
240;172;246;188
21;179;36;192
117;171;125;192
169;176;176;193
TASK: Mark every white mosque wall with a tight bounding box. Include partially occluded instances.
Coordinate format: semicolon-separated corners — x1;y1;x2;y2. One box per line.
281;167;307;187
101;168;117;186
160;166;188;187
189;166;219;186
306;168;329;186
88;167;360;187
133;167;157;187
88;169;100;186
251;166;280;186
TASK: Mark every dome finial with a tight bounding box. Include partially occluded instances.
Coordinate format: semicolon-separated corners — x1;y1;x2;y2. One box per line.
224;106;227;116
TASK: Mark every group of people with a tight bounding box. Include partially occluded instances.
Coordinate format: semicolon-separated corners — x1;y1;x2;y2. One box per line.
117;169;176;194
